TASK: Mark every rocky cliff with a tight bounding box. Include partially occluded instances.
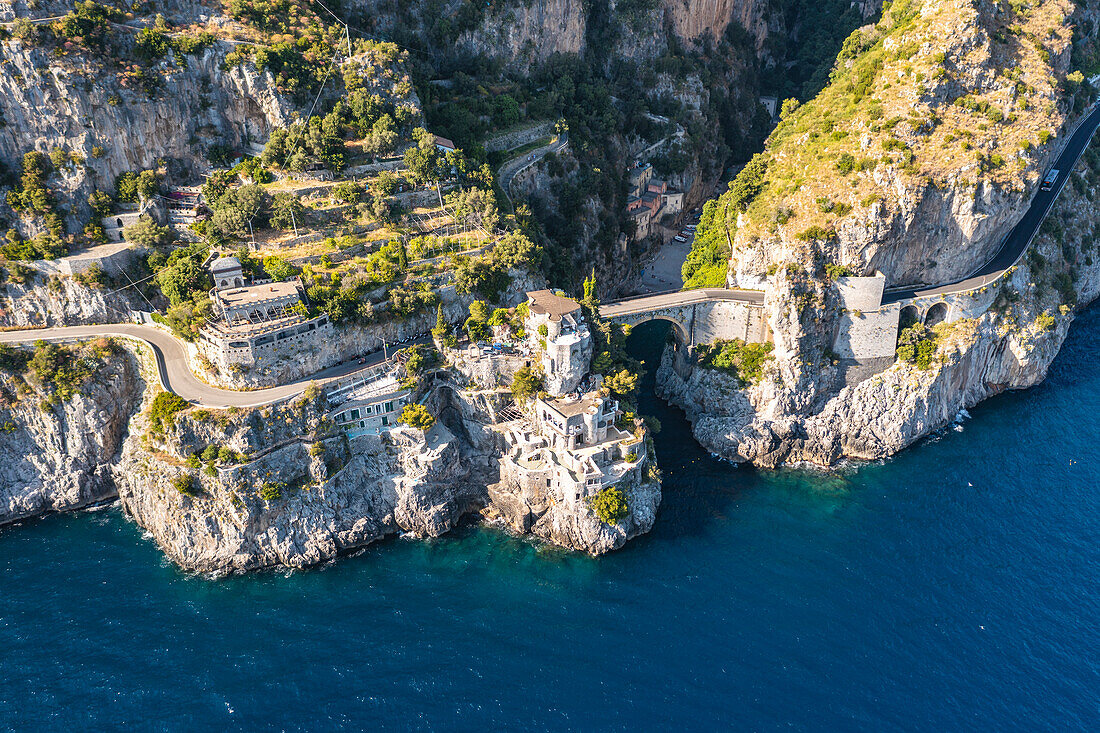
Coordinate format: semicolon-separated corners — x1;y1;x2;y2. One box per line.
0;340;146;525
661;0;1100;468
0;31;291;227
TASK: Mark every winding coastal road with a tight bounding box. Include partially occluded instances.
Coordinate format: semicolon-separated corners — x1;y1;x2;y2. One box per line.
497;134;569;205
884;103;1100;303
0;324;413;409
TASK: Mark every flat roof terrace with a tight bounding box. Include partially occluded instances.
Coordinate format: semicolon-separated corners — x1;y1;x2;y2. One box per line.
217;281;300;308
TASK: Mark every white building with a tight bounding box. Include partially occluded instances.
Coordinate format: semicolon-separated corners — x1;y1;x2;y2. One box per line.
500;391;645;508
326;364;411;437
525;290;592;395
197;256;333;372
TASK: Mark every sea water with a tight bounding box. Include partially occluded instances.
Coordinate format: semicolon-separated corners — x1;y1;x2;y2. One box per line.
1;313;1099;730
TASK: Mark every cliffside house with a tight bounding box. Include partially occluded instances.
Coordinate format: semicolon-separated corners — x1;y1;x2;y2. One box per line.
524;290;592;395
326;364;411;438
197;256;332;372
433;135;457;153
500;390;645;507
625;163;684;242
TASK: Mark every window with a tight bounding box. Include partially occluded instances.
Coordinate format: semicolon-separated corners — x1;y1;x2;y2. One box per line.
351;409;360;419
385;402;393;412
546;479;551;488
381;416;389;426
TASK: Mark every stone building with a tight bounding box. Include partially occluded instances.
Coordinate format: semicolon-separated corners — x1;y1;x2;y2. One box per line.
325;364;411;438
197;256;333;373
524;290;592;394
624;163;684;242
499;390;645;508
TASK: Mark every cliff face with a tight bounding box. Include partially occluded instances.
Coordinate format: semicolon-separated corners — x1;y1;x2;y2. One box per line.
114;423;486;573
0;33;291;226
663;0;1100;468
1;275;147;328
0;344;145;525
661;74;1100;467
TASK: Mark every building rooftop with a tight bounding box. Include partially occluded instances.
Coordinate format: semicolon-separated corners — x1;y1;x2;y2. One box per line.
211;256;241;273
543;393;603;419
433;135;456;150
217;281;300;308
527;290;581;321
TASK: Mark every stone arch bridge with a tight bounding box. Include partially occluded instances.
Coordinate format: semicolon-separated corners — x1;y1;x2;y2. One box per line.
601;288;769;347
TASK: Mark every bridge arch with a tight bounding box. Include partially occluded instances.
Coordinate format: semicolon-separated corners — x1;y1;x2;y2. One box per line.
622;314;690;347
924;302;949;327
899;305;919;330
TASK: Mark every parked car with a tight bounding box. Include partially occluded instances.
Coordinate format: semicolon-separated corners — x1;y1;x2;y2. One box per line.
674;235;688;243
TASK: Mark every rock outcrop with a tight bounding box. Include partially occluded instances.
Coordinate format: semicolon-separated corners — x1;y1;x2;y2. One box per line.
0;342;145;525
660;0;1100;468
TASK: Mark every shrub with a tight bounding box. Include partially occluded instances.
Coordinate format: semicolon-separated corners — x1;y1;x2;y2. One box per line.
149;391;189;432
895;323;938;369
172;474;200;497
589;486;629;525
826;263;854;281
259;481;284;501
399;403;435;430
1035;311;1057;332
696;339;775;385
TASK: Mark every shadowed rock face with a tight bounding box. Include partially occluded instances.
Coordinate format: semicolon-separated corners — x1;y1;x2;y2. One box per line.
0;349;145;525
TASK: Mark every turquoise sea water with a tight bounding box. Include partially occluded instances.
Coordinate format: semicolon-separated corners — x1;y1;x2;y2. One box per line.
2;314;1099;731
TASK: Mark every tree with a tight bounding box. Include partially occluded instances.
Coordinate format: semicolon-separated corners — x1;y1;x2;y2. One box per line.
372;171;399;197
402;127;444;185
447;187;500;232
589;486;629;525
262;255;298;281
432;303;456;347
88;189;113;217
464;299;492;342
123;216;172;246
728;153;768;212
603;368;640;398
156;245;210;306
510;366;543;403
780;98;801;120
399;403;435;430
269;192;304;231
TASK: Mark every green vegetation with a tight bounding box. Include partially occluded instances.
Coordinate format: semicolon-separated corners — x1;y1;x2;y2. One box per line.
681;199;731;289
172;474;200;497
696;339;774;385
259;481;285;501
401;344;440;388
588;485;629;525
28;339;117;403
0;345;31;373
895;323;937;369
510;366;543;403
148;391;190;433
399;403;435;430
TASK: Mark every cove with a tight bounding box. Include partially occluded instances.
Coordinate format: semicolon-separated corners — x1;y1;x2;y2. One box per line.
1;313;1099;730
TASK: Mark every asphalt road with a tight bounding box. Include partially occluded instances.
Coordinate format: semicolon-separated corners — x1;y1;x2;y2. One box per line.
884;103;1100;303
0;324;424;408
498;134;569;205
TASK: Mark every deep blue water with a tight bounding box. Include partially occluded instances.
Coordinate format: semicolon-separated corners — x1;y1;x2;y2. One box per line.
2;313;1100;732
